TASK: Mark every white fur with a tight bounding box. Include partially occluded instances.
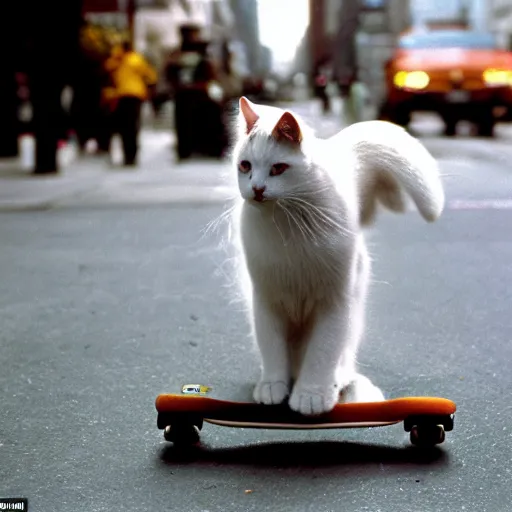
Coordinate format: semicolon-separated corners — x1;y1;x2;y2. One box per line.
231;100;444;416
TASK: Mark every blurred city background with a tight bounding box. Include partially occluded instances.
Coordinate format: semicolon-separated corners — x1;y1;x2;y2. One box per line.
2;0;512;192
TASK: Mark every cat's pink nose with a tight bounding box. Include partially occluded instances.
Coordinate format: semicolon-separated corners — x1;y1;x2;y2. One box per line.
252;185;266;202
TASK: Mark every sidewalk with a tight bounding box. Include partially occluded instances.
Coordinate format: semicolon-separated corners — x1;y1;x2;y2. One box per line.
63;130;237;208
0;129;236;211
0;147;106;211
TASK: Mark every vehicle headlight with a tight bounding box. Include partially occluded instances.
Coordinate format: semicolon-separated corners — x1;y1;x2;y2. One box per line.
207;81;224;102
483;68;512;86
393;71;430;90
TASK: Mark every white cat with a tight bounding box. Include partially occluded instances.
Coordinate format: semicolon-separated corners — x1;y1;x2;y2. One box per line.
231;97;444;416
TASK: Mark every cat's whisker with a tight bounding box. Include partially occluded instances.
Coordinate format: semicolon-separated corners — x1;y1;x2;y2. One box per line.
272;202;288;246
203;210;230;236
371;279;392;286
279;200;327;242
292;183;332;193
293;205;324;242
298;202;353;236
290;204;329;240
277;200;310;244
202;202;238;240
276;200;294;235
278;202;316;242
279;204;308;241
284;196;355;238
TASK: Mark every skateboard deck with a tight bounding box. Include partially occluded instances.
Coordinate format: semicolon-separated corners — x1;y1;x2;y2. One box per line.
156;384;456;447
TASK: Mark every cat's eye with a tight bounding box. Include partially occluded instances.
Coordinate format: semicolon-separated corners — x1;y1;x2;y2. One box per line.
270;163;289;176
239;160;252;174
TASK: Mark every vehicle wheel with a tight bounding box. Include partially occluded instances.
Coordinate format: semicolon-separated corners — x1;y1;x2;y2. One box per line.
441;113;458;136
410;424;446;447
390;108;411;127
443;120;457;137
377;102;390;121
477;118;495;137
378;103;410;127
163;424;201;445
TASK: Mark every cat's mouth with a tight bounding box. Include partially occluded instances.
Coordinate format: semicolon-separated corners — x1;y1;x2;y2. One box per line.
252;189;266;202
249;195;271;204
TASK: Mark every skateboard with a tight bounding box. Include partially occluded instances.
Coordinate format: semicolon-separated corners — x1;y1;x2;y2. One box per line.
156;384;456;447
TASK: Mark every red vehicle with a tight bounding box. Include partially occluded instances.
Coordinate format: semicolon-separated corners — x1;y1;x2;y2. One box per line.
380;29;512;136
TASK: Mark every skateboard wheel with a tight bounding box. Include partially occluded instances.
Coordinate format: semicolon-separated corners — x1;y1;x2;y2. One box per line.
157;413;203;431
163;424;200;445
410;424;445;447
404;414;454;432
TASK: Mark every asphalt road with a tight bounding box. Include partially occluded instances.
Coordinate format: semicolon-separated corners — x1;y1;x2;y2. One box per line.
1;120;512;511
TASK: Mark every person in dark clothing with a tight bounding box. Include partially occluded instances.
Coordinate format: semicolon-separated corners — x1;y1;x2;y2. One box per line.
113;96;142;165
313;67;330;114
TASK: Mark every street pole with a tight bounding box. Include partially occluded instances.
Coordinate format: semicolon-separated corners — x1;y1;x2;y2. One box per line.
127;0;136;46
333;0;360;93
309;0;325;83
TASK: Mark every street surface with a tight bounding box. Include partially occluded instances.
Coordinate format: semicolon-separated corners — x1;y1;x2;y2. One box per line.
1;103;511;511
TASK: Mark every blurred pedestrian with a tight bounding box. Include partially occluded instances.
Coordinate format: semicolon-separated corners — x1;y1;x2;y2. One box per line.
339;70;367;126
104;41;157;166
313;68;330;114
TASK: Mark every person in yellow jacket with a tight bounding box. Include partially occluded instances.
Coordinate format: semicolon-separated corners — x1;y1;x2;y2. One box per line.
104;41;157;166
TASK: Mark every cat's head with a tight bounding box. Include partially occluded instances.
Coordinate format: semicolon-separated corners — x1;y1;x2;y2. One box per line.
233;97;314;204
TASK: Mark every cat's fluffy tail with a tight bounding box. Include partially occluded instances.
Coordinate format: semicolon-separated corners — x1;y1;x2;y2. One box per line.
340;120;444;226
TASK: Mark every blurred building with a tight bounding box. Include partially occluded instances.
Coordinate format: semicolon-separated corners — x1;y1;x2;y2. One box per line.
134;0;234;53
489;0;512;49
332;0;360;85
288;0;345;84
290;31;311;77
302;0;410;112
410;0;489;32
305;0;410;72
83;0;137;37
411;0;464;24
354;0;411;114
260;46;273;76
468;0;489;31
309;0;331;74
228;0;264;76
84;0;237;49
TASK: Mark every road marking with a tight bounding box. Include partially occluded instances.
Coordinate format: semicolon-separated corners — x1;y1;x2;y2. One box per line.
449;199;512;210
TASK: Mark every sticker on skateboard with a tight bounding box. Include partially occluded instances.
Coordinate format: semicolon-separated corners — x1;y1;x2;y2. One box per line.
181;384;212;395
156;386;456;448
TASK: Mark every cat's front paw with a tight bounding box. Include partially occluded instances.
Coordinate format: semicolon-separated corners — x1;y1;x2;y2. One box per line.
340;373;385;403
288;384;339;416
253;380;290;405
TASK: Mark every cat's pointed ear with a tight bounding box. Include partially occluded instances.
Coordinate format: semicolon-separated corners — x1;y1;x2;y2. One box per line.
239;96;259;134
272;111;303;145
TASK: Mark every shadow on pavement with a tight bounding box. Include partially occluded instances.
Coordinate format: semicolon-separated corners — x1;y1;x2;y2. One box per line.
157;440;449;469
